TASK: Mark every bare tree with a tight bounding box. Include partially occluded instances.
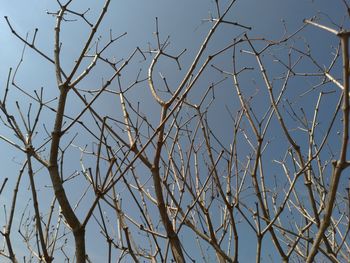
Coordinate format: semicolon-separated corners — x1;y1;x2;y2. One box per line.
0;0;349;262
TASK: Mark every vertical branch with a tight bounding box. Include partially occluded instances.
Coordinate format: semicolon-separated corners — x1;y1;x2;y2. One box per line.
26;150;51;262
152;107;185;263
307;31;350;263
1;164;26;263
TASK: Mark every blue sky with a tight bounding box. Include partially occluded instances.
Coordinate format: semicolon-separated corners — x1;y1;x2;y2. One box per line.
0;0;347;262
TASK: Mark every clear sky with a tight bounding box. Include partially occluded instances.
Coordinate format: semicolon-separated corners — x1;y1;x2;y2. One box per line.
0;0;347;262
